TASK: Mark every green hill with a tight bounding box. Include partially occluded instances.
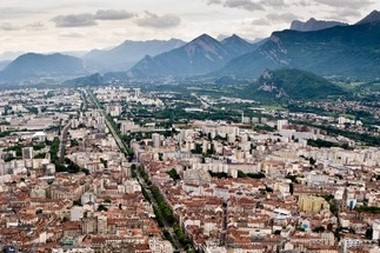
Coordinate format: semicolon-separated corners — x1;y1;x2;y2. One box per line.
245;68;346;101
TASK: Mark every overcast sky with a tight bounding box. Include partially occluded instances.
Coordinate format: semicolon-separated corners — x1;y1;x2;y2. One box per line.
0;0;379;54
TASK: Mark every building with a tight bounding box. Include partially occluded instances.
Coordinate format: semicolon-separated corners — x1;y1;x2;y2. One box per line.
152;133;161;148
372;219;380;240
81;192;97;206
22;147;34;160
120;121;138;134
148;237;174;253
71;206;84;221
277;119;289;131
81;212;98;235
134;88;141;98
106;104;122;117
298;195;330;213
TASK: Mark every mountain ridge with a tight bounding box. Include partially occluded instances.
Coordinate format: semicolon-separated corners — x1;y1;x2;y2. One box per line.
218;21;380;80
290;18;348;32
83;38;186;72
357;10;380;25
127;34;256;78
0;53;87;82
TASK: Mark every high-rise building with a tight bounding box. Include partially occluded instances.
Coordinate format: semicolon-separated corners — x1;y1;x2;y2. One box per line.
22;147;34;160
152;133;161;148
373;219;380;240
277;119;289;131
134;88;141;98
81;212;98;235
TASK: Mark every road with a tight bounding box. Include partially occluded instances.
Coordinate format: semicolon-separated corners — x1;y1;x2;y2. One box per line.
87;90;128;152
87;89;185;252
59;120;72;162
79;89;88;111
191;92;211;109
137;174;185;252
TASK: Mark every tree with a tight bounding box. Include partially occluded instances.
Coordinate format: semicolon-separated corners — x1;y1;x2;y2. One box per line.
97;204;108;212
167;168;180;181
365;228;373;239
73;200;82;206
289;183;294;195
100;158;108;168
238;170;247;178
313;226;326;233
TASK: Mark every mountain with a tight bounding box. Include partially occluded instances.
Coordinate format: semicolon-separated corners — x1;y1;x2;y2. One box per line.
83;39;186;72
64;73;104;87
0;51;24;61
60;50;88;58
290;18;347;32
219;20;380;80
246;68;345;101
0;53;87;82
357;10;380;25
356;81;380;93
128;34;255;78
0;61;10;71
221;34;258;55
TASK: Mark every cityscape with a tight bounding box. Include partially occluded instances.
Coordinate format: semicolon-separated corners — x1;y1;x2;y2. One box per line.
0;1;380;253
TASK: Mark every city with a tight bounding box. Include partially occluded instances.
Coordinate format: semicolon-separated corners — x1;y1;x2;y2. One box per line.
1;1;380;253
0;86;379;252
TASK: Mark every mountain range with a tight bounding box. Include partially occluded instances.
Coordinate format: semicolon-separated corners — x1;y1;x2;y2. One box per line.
127;34;258;78
83;39;186;72
0;10;379;85
219;19;380;80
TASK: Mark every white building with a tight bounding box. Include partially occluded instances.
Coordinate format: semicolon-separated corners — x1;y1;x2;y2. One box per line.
148;237;174;253
22;147;34;160
152;133;161;148
134;88;141;98
372;219;380;240
277;119;288;131
70;206;83;221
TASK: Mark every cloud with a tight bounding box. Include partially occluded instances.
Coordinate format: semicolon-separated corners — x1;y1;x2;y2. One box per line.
314;0;373;9
0;7;44;20
324;9;362;22
94;9;136;20
26;22;45;30
260;0;286;7
51;9;136;28
251;18;271;26
338;9;362;18
60;32;85;38
135;12;181;28
0;23;20;31
52;13;97;27
0;21;45;31
266;13;298;22
204;0;223;4
223;0;264;11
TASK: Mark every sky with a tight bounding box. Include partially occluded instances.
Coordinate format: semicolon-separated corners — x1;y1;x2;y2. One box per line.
0;0;379;56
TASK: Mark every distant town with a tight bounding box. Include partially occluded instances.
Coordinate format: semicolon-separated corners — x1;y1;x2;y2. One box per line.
0;85;378;253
